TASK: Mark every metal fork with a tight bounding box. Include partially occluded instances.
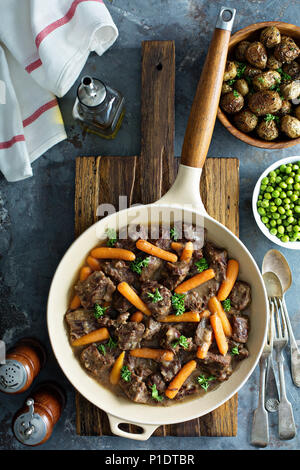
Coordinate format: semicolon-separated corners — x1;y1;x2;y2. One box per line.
251;305;274;447
272;297;296;440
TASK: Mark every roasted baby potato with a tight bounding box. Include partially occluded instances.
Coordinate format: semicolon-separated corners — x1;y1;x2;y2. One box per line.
280;80;300;100
267;54;282;70
274;36;300;63
244;65;262;78
278;99;292;116
245;41;268;69
233;109;258;133
282;61;300;79
234;79;249;96
252;70;281;91
220;91;244;114
249;90;282;116
281;115;300;138
223;61;237;81
235;40;251;61
221;82;233;95
257;119;279;141
260;26;281;48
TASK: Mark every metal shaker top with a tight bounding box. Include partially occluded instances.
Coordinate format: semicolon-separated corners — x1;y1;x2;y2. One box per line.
13;399;47;446
0;359;27;393
77;76;107;107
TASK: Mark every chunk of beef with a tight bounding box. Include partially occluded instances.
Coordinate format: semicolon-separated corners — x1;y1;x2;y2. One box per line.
204;242;228;283
188;248;204;276
115;322;145;350
65;309;99;342
194;317;213;347
174;382;198;400
147;373;166;394
160;358;182;382
112;290;132;313
126;355;156;379
229;281;251;310
199;351;232;381
80;344;114;377
150;225;172;251
119;372;149;403
160;325;181;350
231;314;249;343
142;317;161;341
184;291;206;312
228;340;249;360
140;256;164;282
101;259;136;285
162;260;191;290
140;281;172;320
74;271;115;308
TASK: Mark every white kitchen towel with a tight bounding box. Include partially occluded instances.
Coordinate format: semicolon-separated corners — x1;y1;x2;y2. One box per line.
0;0;118;182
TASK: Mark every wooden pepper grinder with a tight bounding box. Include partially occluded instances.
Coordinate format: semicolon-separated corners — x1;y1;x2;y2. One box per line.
0;338;46;394
12;382;65;446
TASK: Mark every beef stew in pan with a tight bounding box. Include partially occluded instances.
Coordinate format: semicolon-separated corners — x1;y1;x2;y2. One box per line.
65;223;251;405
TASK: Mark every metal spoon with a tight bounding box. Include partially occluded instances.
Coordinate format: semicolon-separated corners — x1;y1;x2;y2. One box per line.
263;250;300;387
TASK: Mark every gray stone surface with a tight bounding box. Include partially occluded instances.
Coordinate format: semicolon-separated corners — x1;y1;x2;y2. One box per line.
1;0;300;450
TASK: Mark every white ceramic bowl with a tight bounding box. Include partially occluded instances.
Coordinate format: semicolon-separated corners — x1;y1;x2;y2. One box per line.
252;155;300;250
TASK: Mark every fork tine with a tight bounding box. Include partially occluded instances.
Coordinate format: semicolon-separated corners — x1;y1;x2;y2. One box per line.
268;301;274;348
277;298;287;339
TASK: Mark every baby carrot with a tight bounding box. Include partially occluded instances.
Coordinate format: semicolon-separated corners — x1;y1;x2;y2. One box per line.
136;239;178;263
180;242;193;263
90;247;136;261
160;312;200;322
86;256;101;271
72;327;109;347
110;351;125;385
165;360;197;399
210;314;228;356
117;282;152;316
69;294;81;310
217;259;239;301
175;268;215;294
79;266;92;281
130;348;174;362
130;311;144;323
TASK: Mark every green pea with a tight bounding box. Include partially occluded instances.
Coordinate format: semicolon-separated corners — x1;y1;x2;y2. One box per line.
266;223;271;229
262;216;269;224
294;183;300;190
281;235;290;242
262;177;269;185
278;207;285;215
286;177;294;185
286;167;292;174
270;220;277;227
272;190;280;198
291;194;298;202
266;186;274;193
258;207;266;215
293;225;300;232
284;204;291;210
275;198;282;206
287;190;293;197
270;177;276;184
260;184;267;192
286;209;293;216
270;228;277;236
275;176;282;183
264;193;272;200
287;225;293;232
272;213;280;220
269;170;276;177
290;203;295;209
280;191;287;199
287;216;295;224
261;200;269;208
278;225;285;235
287;184;293;190
279;182;287;189
295;175;300;183
270;206;277;213
293;164;299;171
295;206;300;214
276;218;282;225
280;164;286;172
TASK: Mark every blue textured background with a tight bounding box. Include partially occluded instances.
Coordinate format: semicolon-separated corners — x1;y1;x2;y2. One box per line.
1;0;300;451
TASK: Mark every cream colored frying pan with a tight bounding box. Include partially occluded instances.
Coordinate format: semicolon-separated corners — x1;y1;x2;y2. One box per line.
47;7;268;440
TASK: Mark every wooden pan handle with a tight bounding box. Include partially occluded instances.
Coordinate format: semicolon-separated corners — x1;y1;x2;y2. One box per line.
181;9;235;169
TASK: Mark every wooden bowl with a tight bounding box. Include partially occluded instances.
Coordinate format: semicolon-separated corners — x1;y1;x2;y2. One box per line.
217;21;300;149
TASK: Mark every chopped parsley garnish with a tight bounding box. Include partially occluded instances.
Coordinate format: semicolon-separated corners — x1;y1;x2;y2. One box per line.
197;375;215;392
227;79;236;86
233;90;240;98
171;293;186;316
236;62;246;78
106;228;117;247
194;258;209;273
222;299;231;312
231;346;240;356
258;77;265;84
172;335;189;350
147;288;163;303
170;227;179;241
121;366;131;382
130;256;150;274
149;384;163;402
97;344;106;355
264;114;280;124
277;68;291;81
107;337;117;349
94;304;108;319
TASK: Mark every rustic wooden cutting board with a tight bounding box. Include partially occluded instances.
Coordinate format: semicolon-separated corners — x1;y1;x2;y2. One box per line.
74;41;240;437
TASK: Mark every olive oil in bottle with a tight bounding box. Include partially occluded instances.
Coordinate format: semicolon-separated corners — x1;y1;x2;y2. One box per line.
72;76;125;139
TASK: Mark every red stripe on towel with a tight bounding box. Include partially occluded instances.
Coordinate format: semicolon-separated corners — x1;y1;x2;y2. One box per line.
35;0;104;48
25;58;42;73
0;135;25;149
22;99;58;127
